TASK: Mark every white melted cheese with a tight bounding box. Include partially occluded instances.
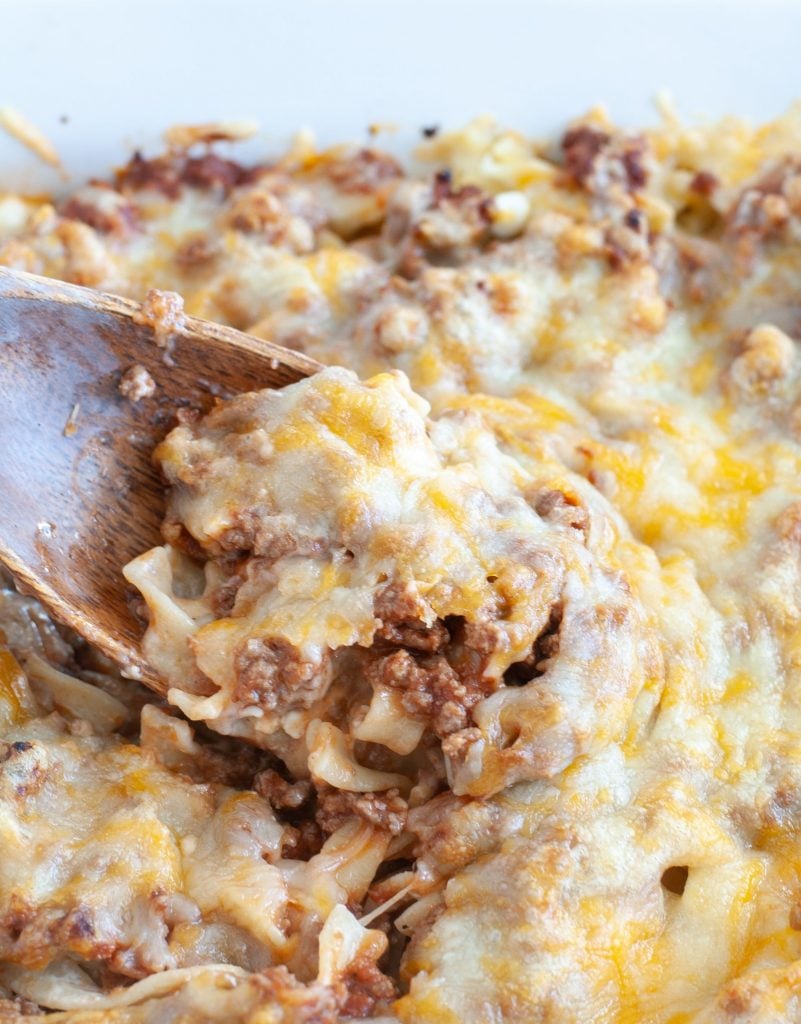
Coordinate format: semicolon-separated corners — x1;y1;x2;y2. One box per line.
6;110;801;1021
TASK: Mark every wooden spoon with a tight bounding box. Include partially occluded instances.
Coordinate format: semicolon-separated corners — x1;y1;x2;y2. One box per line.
0;267;321;692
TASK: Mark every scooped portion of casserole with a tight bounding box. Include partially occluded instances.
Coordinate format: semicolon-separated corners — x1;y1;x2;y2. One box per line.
126;366;660;805
5;106;801;1021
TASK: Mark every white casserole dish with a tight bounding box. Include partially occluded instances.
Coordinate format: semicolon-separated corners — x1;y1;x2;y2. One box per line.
2;0;801;193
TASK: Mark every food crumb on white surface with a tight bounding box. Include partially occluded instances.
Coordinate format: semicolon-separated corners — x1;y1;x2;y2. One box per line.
0;106;61;168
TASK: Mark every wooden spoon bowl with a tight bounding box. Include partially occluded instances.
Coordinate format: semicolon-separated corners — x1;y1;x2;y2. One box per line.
0;268;320;691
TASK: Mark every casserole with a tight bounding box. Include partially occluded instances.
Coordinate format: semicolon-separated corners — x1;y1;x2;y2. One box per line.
3;3;801;1021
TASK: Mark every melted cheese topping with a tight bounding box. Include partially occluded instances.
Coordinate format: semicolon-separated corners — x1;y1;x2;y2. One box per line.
6;108;801;1021
0;610;390;1020
128;367;660;799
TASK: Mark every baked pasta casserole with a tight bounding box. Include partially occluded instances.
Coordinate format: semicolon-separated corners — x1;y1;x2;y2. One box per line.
3;105;801;1021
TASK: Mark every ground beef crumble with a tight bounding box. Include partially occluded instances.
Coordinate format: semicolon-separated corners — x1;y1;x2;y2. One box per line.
60;187;139;235
340;955;397;1018
233;636;331;713
374;582;447;652
530;488;590;538
561;125;648;194
366;647;488;738
316;785;408;836
324;148;403;195
115;150;260;198
254;768;312;810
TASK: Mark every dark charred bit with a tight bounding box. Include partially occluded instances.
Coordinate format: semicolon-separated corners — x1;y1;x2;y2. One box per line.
624;208;645;231
422;125;440;139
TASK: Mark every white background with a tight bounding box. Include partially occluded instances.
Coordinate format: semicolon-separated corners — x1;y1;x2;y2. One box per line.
2;0;801;193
